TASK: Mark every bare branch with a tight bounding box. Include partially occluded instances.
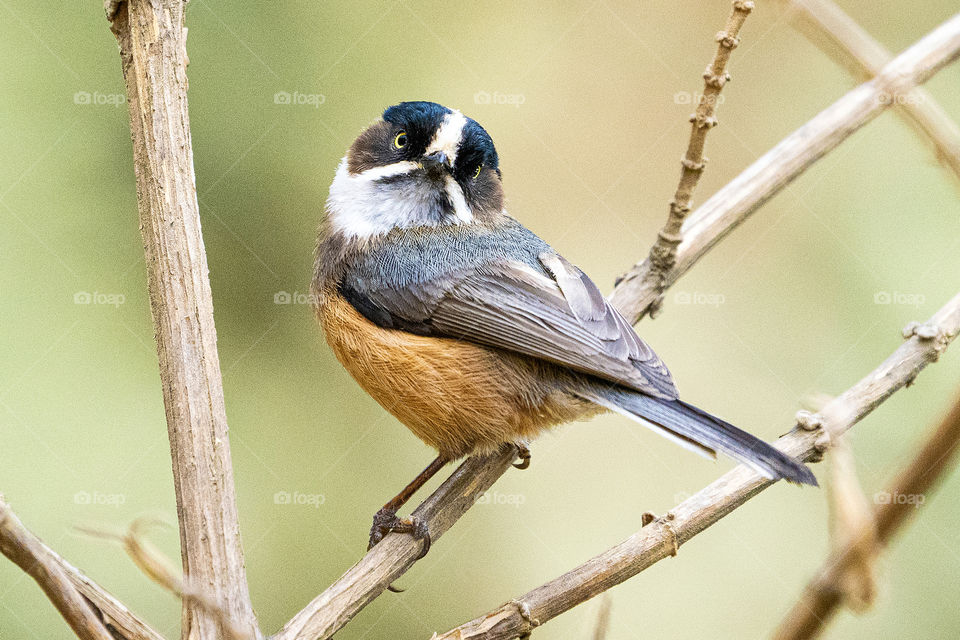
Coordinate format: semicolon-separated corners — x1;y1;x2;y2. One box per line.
612;12;960;323
780;0;960;182
106;2;258;638
434;294;960;639
646;0;755;310
0;497;115;640
274;447;517;640
774;390;960;639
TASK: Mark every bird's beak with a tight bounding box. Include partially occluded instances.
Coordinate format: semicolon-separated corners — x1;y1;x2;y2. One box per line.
421;151;452;175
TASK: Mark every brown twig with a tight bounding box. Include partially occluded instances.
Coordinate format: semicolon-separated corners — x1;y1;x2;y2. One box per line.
433;294;960;639
773;391;960;639
645;0;755;316
106;2;259;639
780;0;960;183
612;11;960;324
0;498;115;640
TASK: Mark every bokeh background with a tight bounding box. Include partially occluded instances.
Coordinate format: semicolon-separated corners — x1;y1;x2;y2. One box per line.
3;1;960;638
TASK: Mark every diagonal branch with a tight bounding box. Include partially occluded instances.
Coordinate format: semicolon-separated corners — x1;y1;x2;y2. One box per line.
106;2;258;639
645;0;755;313
779;0;960;183
435;293;960;640
612;11;960;324
773;390;960;640
0;497;116;640
276;13;960;640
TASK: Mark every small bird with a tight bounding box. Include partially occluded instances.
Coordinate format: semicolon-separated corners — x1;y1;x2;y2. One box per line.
312;101;816;555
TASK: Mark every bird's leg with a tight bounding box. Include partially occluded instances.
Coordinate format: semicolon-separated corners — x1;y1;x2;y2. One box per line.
513;443;532;470
368;454;448;559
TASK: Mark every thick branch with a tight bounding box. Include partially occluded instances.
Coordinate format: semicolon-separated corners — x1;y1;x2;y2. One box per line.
0;498;115;640
647;0;755;292
613;12;960;323
435;294;960;639
773;391;960;639
107;2;258;639
781;0;960;182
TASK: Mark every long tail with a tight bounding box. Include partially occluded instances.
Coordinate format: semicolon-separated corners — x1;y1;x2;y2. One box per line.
582;387;817;486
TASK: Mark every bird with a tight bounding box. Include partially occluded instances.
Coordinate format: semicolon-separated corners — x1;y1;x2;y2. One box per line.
311;100;816;557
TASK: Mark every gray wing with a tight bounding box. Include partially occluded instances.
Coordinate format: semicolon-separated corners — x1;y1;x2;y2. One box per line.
355;250;678;399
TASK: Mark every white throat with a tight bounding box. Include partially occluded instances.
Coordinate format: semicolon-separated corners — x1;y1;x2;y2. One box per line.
326;157;474;239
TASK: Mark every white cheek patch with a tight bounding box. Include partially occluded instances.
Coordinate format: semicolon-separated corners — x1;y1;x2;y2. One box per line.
444;175;472;224
356;160;421;181
425;110;467;165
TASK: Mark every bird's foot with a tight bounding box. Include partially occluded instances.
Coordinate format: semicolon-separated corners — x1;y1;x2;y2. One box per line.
513;443;532;470
368;507;431;559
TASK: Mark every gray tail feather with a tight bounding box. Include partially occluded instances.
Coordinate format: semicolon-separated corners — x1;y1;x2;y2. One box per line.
584;387;817;486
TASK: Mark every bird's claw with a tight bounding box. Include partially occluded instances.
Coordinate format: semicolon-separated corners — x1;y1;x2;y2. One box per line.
513;444;532;470
368;507;431;560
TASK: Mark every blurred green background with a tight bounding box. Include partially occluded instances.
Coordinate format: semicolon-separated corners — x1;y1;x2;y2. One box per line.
2;1;960;638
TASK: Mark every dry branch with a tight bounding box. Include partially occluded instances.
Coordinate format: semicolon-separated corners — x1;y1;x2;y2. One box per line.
107;2;258;639
781;0;960;182
774;391;960;640
434;294;960;639
646;0;755;308
0;498;115;640
612;11;960;324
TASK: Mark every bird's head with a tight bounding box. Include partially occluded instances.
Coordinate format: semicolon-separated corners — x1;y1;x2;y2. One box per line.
326;101;504;239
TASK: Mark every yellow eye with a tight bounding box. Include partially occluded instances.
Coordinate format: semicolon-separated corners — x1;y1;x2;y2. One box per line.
393;131;408;149
472;163;483;179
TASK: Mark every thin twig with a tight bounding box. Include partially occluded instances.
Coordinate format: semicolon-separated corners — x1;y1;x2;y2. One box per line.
275;14;960;639
0;498;115;640
773;391;960;640
106;2;259;639
433;294;960;639
780;0;960;183
645;0;754;316
612;11;960;324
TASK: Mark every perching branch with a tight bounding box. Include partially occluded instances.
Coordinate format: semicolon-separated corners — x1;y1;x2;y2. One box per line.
645;0;755;312
779;0;960;183
773;391;960;640
434;294;960;640
107;2;259;639
0;497;115;640
274;12;960;640
612;11;960;324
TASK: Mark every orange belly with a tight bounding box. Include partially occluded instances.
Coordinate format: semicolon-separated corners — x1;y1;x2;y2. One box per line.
316;288;597;459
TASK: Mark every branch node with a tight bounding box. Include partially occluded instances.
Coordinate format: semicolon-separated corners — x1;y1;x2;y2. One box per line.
641;512;657;527
733;0;755;12
510;598;541;636
795;410;825;431
680;156;708;172
715;31;742;49
703;67;730;88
